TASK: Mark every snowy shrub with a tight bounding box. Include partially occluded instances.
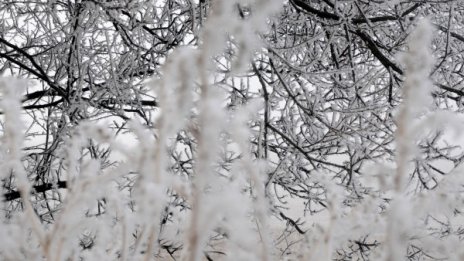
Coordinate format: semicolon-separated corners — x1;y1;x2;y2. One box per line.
2;1;464;260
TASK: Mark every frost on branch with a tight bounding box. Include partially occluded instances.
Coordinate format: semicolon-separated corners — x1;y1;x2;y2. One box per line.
0;0;282;260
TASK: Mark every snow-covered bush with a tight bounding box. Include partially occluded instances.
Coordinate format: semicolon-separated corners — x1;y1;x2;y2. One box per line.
2;0;464;260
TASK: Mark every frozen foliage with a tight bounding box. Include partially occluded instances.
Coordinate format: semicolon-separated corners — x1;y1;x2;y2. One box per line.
0;0;281;260
3;0;464;260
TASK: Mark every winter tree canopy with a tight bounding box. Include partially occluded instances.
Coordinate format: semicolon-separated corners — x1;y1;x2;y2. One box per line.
1;0;464;260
